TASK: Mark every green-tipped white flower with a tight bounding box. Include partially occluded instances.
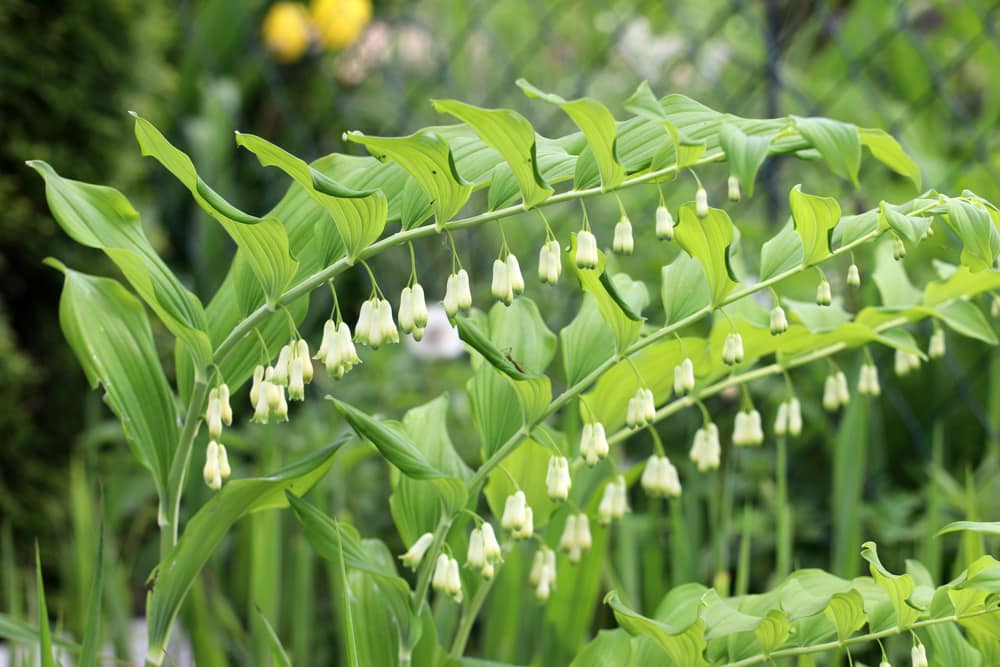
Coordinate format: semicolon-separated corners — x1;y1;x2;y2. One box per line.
444;269;472;316
727;175;741;202
398;286;415;334
816;279;832;306
432;554;463;603
695;187;709;218
481;523;502;563
674;358;695;395
835;371;849;405
559;513;593;564
612;216;634;255
466;528;486;570
218;443;231;480
288;358;306;401
538;239;562;284
545;456;572;502
894;349;921;376
579;422;609;465
626;387;656;428
733;409;764;446
398;285;428;341
203;441;222;491
689;423;721;471
512;507;534;539
911;644;927;667
502;490;533;538
354;299;375;346
491;259;513;305
399;532;434;571
250;365;264;408
295;339;313;384
858;363;881;396
272;344;292;385
787;398;802;436
928;327;946;358
316;320;362;379
377;298;399;346
823;372;849;411
847;263;861;287
507;254;525;295
575;230;599;269
892;237;906;260
723;332;744;366
530;547;557;601
774;401;789;436
252;368;289;424
598;475;628;525
641;455;682;498
656;205;675;240
770;306;788;335
206;387;224;440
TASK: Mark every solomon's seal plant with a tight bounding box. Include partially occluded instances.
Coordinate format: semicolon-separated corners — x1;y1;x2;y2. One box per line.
26;78;1000;665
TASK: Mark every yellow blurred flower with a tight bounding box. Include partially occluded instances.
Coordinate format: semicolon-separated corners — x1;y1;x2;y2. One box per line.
311;0;372;50
262;2;312;63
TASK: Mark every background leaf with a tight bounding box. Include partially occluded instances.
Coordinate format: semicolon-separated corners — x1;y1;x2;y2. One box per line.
790;185;841;267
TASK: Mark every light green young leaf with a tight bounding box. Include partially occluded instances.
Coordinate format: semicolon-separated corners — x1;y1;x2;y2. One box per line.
145;441;344;665
35;544;56;667
51;263;177;497
673;203;738;305
131;114;298;305
661;252;711;325
859;127;922;190
823;589;867;641
605;591;708;666
432;99;553;207
790;185;841;267
345;129;472;225
754;609;790;655
793;116;861;187
944;199;1000;272
879;201;932;244
29;161;214;369
938;521;1000;537
329;398;451;480
924;266;1000;306
759;222;805;281
235;132;387;261
517;79;625;189
719;123;772;197
860;541;922;629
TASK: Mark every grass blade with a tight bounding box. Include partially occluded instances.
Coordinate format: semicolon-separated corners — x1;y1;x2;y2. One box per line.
35;543;56;667
78;517;104;667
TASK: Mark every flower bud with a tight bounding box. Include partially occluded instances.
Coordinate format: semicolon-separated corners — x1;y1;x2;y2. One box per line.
217;443;231;480
410;283;428;329
774;402;789;436
575;230;598;269
398;286;415;333
400;532;434;570
206;388;224;440
911;644;927;667
507;254;525;296
928;327;946;359
892;237;906;260
787;398;802;436
816;279;832;306
491;259;513;305
823;375;839;411
846;263;861;287
545;456;572;501
835;371;849;405
690;423;721;471
613;216;634;255
217;384;232;426
727;175;740;202
695;187;709;218
770;306;788;335
656;205;675;240
203;441;222;491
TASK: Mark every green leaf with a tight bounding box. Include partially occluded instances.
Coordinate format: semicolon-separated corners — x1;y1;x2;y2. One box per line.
571;630;633;667
131;113;298;304
823;589;867;641
605;591;708;666
880;201;932;245
872;240;922;307
566;237;645;350
455;315;540;381
790;185;841;267
35;544;56;667
673;203;738;305
433;99;553;208
835;210;879;248
235;132;388;261
938;521;1000;537
944;199;1000;272
793;116;861;187
859;128;921;190
560;294;615;386
759;222;805;281
51;264;177;497
517;79;625;189
345;129;472;225
29;161;213;369
860;541;922;629
754;609;790;655
937;301;997;344
623;83;707;170
329;398;450;480
145;442;344;665
719;123;772;197
390;395;472;545
254;606;293;667
484;437;559;527
661;253;711;325
78;519;104;667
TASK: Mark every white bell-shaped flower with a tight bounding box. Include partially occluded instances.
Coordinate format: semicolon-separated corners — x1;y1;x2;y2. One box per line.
612;216;634;255
695;187;709;218
846;263;861;287
656;205;675;240
545;456;571;502
674;358;695;395
770;306;788;335
689;423;721;471
727;175;740;202
399;532;434;571
816;279;833;306
466;528;485;570
491;259;513;305
575;230;598;269
481;523;502;563
928;327;946;358
507;254;525;295
579;422;609;465
203;441;222;491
